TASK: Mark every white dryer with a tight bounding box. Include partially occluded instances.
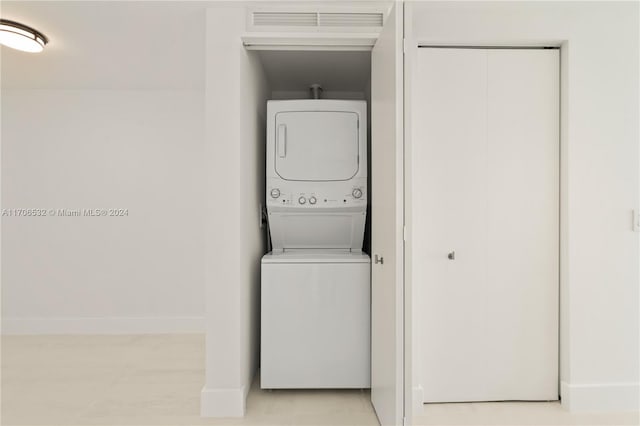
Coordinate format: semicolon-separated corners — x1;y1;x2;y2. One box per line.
261;99;370;389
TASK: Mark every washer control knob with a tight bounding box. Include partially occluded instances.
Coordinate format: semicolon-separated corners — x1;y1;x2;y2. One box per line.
352;188;363;199
298;196;306;205
309;196;317;205
270;188;280;199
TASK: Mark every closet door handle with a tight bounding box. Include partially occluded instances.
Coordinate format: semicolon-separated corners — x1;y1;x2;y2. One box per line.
277;124;287;158
447;251;455;260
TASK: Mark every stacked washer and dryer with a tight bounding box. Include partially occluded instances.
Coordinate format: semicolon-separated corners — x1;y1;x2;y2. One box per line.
261;98;371;389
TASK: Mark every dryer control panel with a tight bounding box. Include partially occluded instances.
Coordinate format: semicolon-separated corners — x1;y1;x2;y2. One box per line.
267;178;367;209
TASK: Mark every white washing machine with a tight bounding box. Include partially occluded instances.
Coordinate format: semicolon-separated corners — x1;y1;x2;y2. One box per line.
261;99;370;389
261;251;370;388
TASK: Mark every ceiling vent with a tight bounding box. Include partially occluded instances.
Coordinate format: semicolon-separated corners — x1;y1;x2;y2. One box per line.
250;10;384;32
318;13;384;27
252;12;318;27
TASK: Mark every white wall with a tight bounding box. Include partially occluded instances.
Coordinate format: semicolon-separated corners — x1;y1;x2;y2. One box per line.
239;46;270;410
201;5;270;417
1;89;205;334
271;90;366;100
407;0;639;412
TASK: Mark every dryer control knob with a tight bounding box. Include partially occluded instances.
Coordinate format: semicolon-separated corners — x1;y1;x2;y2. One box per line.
309;196;317;205
298;196;306;205
352;188;363;199
270;188;280;199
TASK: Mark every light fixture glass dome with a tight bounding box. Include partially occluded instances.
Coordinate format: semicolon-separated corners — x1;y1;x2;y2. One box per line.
0;19;48;53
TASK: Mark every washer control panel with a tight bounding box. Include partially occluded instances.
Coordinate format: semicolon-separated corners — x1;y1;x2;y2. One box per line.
267;178;367;208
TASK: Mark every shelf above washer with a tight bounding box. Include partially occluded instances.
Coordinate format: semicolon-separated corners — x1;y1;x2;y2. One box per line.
241;32;379;51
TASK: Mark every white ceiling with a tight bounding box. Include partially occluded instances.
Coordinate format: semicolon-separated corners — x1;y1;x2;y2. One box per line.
257;50;370;93
1;1;209;89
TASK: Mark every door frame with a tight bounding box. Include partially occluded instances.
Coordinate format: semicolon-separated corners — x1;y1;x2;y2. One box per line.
403;1;567;413
235;3;410;424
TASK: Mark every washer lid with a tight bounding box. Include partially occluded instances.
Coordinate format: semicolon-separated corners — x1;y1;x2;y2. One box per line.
274;111;359;181
262;251;370;264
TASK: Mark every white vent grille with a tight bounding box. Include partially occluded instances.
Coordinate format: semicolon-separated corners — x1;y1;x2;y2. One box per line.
318;13;383;27
251;11;384;29
253;12;318;27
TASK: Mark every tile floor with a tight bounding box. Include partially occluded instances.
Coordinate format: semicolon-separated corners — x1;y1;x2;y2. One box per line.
1;334;638;426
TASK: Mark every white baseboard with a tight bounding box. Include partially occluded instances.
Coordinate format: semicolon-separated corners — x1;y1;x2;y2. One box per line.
561;381;640;412
200;385;247;417
1;316;204;335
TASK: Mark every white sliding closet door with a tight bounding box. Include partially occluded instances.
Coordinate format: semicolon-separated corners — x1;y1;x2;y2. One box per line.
413;48;559;402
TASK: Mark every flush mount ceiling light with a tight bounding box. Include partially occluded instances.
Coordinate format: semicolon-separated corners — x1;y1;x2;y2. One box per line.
0;19;48;52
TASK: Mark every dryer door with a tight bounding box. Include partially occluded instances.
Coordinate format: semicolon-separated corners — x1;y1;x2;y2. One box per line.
274;111;359;181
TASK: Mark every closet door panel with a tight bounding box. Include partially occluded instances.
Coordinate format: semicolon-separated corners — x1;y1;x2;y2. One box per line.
414;48;489;402
415;48;559;402
485;49;559;399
